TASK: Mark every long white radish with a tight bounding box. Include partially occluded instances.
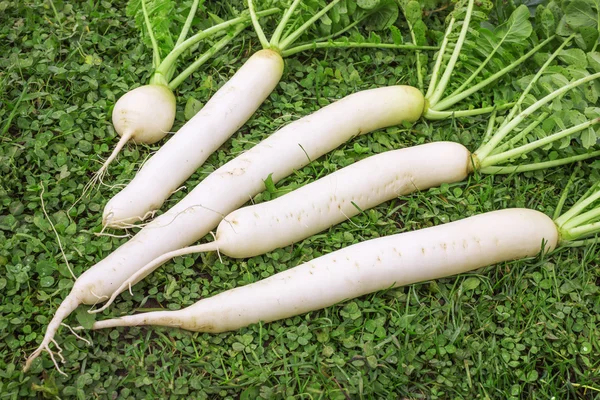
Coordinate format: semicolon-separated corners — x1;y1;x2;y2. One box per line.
103;49;284;227
95;141;470;312
91;208;558;333
25;85;424;372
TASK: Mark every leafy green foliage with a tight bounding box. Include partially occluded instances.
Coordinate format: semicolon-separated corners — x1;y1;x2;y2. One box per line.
361;0;399;31
126;0;176;57
425;1;537;114
557;0;600;51
282;0;401;44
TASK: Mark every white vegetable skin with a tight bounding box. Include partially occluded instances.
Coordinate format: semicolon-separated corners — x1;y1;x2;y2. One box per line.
92;84;176;181
95;85;424;300
112;84;177;145
103;49;285;228
93;209;558;333
25;85;424;371
215;141;469;258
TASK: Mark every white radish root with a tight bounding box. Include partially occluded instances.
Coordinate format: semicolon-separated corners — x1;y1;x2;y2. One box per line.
92;208;558;333
25;85;424;372
82;84;176;197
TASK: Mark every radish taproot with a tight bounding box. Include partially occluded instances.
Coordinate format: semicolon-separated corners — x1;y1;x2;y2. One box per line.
102;0;437;228
103;48;285;225
88;1;279;188
90;208;560;333
24;85;424;374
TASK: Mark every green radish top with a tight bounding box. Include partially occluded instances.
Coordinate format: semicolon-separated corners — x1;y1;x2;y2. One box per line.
406;0;600;177
127;0;280;91
555;175;600;247
246;0;437;59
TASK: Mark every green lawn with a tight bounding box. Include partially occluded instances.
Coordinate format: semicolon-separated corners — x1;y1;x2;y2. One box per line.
1;1;599;399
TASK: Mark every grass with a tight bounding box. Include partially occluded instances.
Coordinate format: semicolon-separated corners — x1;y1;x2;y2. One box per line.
1;0;600;399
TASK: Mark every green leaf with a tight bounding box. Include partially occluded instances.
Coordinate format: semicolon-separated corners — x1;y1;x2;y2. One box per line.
404;0;422;25
412;20;427;45
358;0;380;10
263;174;276;194
559;48;588;68
462;277;480;291
126;0;175;58
494;5;533;43
538;6;556;38
364;0;399;31
389;25;403;45
581;126;597;148
184;97;204;120
40;276;54;288
75;307;97;329
566;0;597;29
556;15;575;37
577;26;599;50
588;52;600;71
240;387;260;400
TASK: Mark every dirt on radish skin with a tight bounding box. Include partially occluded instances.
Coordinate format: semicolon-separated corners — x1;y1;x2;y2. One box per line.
92;208;558;333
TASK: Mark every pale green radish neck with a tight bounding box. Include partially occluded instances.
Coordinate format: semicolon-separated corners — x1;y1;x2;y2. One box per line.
103;49;284;227
92;208;558;333
26;86;423;372
94;141;470;313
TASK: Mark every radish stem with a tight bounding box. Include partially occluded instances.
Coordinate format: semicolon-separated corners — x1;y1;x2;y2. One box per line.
270;0;302;48
479;150;600;174
155;8;280;83
475;72;600;161
141;0;161;68
431;36;555;112
427;0;474;107
281;41;437;57
480;119;600;168
168;23;248;90
248;0;270;49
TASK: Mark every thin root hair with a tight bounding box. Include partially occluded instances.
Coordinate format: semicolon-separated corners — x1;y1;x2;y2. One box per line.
40;183;76;280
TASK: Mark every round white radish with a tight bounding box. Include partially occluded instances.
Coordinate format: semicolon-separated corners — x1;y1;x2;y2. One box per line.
92;208;559;333
103;49;285;228
25;85;424;372
90;84;177;182
112;84;177;144
95;141;470;312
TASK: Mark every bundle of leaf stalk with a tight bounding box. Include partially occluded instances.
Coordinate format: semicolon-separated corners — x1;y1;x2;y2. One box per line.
25;0;600;375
